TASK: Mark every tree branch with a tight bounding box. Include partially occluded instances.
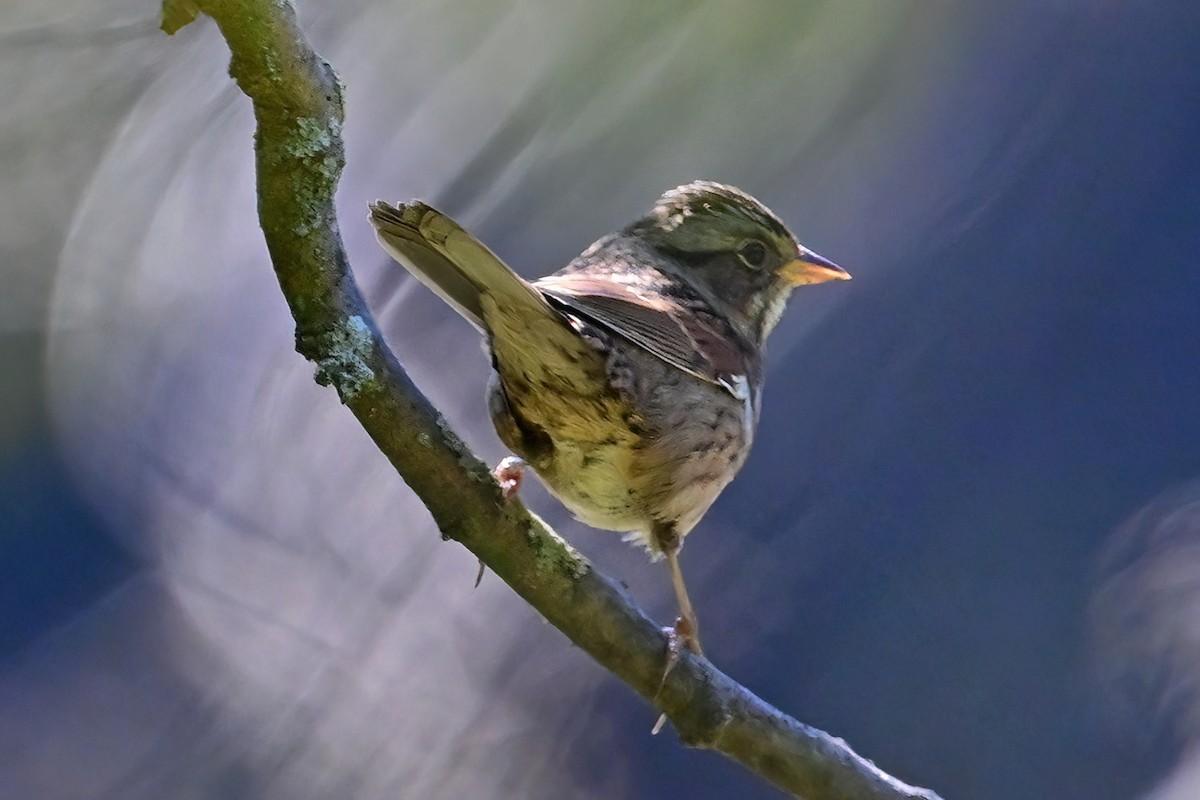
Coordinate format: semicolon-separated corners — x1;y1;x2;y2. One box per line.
162;2;944;798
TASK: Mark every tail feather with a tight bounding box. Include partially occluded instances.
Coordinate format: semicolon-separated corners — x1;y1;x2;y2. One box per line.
368;200;614;434
368;201;547;331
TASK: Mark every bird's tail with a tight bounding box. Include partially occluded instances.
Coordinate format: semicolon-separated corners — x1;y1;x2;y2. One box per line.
368;201;548;332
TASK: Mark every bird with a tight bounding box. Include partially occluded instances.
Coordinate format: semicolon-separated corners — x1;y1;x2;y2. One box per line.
368;181;849;658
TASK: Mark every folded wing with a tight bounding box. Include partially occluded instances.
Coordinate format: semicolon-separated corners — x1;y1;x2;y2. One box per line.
534;274;757;402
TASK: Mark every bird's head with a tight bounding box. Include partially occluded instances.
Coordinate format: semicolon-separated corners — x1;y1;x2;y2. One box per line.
629;180;850;344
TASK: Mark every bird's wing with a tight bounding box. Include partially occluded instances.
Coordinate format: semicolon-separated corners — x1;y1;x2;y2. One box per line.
534;274;755;400
368;200;549;332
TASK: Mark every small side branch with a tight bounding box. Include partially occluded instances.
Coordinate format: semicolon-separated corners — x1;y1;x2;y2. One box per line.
162;2;942;798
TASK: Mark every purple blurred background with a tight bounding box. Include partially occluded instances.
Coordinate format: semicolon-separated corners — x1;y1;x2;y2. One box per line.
3;2;1200;798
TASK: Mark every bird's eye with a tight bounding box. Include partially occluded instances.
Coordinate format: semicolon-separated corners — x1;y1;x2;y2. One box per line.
737;240;767;268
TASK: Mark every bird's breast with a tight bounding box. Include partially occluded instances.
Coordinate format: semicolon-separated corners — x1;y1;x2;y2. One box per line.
492;333;756;543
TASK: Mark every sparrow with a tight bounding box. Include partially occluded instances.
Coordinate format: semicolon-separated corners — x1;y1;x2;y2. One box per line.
368;181;849;657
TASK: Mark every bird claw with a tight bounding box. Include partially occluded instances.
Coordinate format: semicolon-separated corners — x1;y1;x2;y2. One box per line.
674;614;703;656
475;457;526;587
652;616;702;735
492;456;526;501
659;616;701;686
661;624;685;684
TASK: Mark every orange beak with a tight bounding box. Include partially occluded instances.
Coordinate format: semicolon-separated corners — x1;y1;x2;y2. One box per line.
777;248;851;286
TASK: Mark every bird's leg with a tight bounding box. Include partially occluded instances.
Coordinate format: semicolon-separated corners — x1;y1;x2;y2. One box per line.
653;525;702;666
476;456;526;587
651;521;702;734
652;521;702;658
665;548;702;656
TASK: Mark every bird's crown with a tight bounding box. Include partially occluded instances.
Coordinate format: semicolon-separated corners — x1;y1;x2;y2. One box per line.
631;180;800;258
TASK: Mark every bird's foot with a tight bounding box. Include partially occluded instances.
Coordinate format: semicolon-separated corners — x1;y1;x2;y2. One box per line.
675;614;703;656
652;616;703;735
476;456;526;587
492;456;526;501
658;615;702;684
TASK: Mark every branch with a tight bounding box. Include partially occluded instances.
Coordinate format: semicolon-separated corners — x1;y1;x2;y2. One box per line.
163;3;943;798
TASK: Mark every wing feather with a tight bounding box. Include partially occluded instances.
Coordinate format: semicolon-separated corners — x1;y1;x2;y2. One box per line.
534;274;755;399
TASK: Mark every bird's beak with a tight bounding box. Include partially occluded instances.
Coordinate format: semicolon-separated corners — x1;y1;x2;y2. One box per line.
777;248;852;286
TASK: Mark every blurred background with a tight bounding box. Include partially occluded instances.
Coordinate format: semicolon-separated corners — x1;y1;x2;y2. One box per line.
2;1;1199;798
